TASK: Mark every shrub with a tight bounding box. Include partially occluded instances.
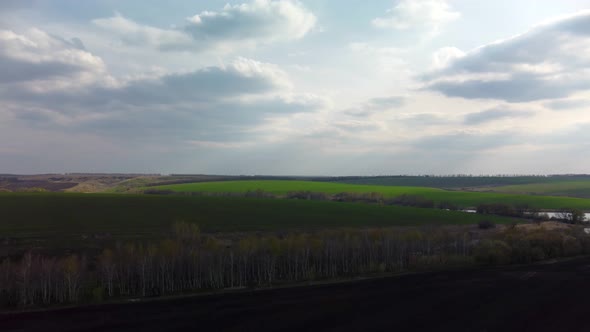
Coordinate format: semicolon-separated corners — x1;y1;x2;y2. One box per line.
476;203;518;217
16;187;48;193
244;189;275;198
556;209;586;224
332;192;384;204
438;201;458;211
526;231;563;258
388;194;435;208
144;189;175;195
478;220;496;230
286;191;328;201
562;235;582;256
474;240;511;265
92;287;104;302
530;247;546;261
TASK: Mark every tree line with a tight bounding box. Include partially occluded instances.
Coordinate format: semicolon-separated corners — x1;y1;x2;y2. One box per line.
1;222;589;309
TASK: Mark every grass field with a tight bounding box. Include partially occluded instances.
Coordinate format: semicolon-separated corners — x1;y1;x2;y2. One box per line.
149;180;590;210
0;193;515;243
331;175;590;188
476;181;590;198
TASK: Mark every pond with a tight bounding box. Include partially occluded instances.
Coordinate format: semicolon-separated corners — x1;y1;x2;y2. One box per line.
461;209;590;220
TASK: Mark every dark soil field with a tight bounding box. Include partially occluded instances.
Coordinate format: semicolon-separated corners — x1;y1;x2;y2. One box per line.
3;256;590;331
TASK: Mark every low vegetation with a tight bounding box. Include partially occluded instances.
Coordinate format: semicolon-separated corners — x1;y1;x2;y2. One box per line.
148;180;590;210
330;175;590;188
474;224;590;264
3;177;590;311
1;221;587;309
475;180;590;198
0;193;516;256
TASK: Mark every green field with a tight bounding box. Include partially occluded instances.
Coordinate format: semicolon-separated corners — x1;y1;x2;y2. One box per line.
151;180;440;196
149;180;590;210
331;175;590;188
0;193;515;240
479;181;590;198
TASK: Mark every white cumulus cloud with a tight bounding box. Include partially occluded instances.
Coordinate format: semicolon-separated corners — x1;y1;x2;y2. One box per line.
423;10;590;102
372;0;460;35
93;0;316;53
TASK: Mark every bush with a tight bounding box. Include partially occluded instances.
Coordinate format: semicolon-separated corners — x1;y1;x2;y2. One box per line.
388;194;435;208
530;247;546;261
474;240;511;265
286;191;328;201
562;235;582;256
556;208;586;224
478;220;496;229
438;201;458;211
476;203;517;217
144;189;175;195
332;192;384;204
245;189;275;198
16;187;48;193
92;287;104;302
526;231;563;258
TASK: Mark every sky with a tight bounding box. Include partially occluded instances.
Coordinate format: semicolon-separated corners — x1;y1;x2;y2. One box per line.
1;0;590;175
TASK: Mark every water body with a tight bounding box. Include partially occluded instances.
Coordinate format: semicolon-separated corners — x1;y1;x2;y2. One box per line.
461;210;590;220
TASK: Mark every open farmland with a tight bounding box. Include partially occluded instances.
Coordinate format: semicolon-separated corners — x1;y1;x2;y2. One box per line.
149;180;590;210
472;181;590;198
0;192;516;254
330;175;590;188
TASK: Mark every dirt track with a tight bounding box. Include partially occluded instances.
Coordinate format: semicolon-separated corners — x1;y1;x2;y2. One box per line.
3;257;590;331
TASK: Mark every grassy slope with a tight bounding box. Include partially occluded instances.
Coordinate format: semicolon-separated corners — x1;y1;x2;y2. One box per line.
153;180;441;196
0;193;514;238
479;181;590;198
331;175;590;188
150;180;590;210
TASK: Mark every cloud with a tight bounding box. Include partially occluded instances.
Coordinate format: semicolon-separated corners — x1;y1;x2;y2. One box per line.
64;94;323;143
0;28;106;87
93;0;316;52
431;47;465;69
0;0;36;10
423;11;590;102
1;56;291;109
372;0;459;34
367;96;406;109
348;42;407;73
413;131;518;152
343;95;406;116
544;98;590;110
0;28;321;146
92;15;194;51
464;107;533;125
107;57;291;105
398;113;452;126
